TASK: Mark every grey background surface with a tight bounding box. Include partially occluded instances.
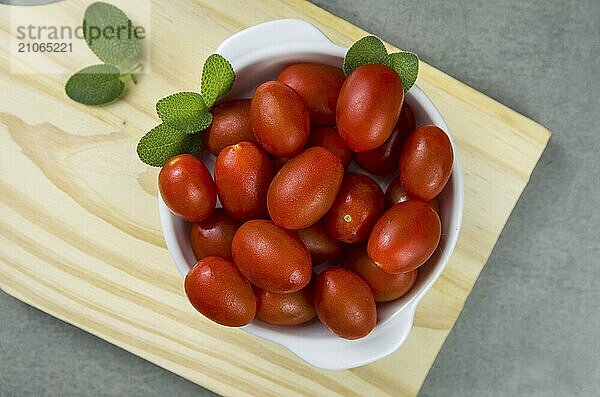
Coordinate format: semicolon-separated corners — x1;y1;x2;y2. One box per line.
1;0;599;396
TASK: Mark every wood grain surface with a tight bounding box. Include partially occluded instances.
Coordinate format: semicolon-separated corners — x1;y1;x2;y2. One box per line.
0;1;550;396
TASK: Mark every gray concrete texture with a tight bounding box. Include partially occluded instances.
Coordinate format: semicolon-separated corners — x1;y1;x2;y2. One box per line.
1;0;599;395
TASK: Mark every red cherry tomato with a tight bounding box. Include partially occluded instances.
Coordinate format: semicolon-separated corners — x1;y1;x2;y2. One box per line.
254;283;316;326
277;62;345;126
384;176;410;208
336;64;404;152
158;154;216;222
344;245;417;302
399;125;454;201
313;267;377;340
367;200;441;274
190;208;240;260
296;222;342;266
231;220;312;293
386;177;442;213
214;141;274;221
184;256;256;327
267;147;344;230
304;126;353;168
203;99;256;156
250;81;310;157
324;173;385;243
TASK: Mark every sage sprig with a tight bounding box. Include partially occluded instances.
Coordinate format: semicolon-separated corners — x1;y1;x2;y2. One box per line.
136;54;235;166
65;2;142;106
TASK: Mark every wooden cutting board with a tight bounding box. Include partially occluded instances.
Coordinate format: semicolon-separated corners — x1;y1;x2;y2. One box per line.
0;0;550;396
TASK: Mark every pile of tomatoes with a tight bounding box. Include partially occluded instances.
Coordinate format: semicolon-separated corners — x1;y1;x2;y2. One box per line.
159;62;454;340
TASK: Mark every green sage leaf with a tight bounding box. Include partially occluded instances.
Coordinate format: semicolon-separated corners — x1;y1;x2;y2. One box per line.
343;35;390;76
136;123;202;167
83;2;140;65
156;92;213;134
388;51;419;92
201;54;235;108
65;64;125;105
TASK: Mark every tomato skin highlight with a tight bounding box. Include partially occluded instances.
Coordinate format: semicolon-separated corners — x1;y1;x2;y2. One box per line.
277;62;345;126
367;200;441;274
159;154;216;222
267;147;344;230
250;81;310;157
190;208;240;260
324;173;385;244
344;245;417;302
336;64;404;152
214;141;274;222
203;99;256;156
354;102;415;175
399;124;454;201
184;256;256;327
313;267;377;340
231;220;312;294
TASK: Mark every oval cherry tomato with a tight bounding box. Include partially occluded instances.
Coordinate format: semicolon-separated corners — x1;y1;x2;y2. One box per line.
384;176;410;208
277;62;345;126
399;124;454;201
255;283;316;325
336;64;404;152
324;173;385;243
268;147;344;230
385;177;442;212
159;154;216;222
304;126;352;168
296;222;342;266
231;220;312;293
354;102;415;175
368;200;441;274
214;141;273;221
313;267;376;339
184;256;256;327
203;99;256;156
190;208;239;260
344;245;417;302
250;81;310;157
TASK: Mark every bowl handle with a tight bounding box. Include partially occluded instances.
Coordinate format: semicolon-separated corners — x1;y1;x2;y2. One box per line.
216;19;336;61
286;301;419;370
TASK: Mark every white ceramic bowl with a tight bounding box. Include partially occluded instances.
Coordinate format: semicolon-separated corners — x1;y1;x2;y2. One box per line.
159;19;464;370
